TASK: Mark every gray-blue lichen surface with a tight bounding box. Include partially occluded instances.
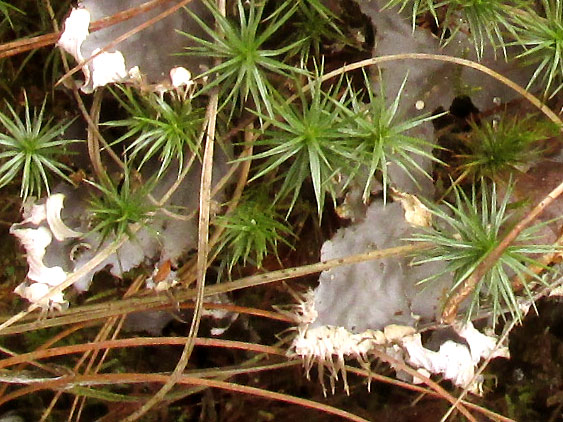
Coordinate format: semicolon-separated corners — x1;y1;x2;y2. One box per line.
312;201;450;332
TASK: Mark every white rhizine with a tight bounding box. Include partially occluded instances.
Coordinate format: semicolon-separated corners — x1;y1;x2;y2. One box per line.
291;287;509;395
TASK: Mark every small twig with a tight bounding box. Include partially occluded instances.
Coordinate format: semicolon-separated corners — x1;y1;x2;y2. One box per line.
442;179;563;323
87;90;107;183
121;62;220;422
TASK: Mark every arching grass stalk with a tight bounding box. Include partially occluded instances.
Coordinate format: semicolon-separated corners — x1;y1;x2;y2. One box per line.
315;54;563;125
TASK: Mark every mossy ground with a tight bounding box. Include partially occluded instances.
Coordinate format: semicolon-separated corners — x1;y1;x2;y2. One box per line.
0;0;562;421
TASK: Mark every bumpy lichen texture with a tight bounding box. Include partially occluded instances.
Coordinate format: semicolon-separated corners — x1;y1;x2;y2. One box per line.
289;198;510;394
289;0;527;394
313;202;448;332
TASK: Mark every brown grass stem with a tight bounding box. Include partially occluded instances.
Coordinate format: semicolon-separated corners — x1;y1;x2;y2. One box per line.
0;373;371;422
0;337;284;370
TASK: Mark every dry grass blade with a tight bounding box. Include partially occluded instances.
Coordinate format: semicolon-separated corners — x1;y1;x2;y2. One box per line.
0;373;372;422
0;337;285;371
0;243;427;335
317;54;563;126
